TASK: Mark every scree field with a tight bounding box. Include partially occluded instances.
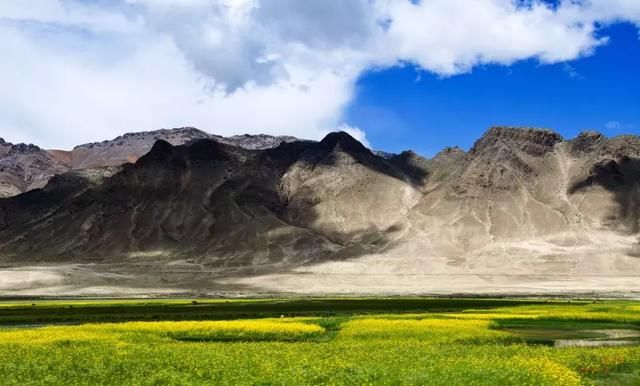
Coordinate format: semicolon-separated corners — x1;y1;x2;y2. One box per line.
1;298;640;385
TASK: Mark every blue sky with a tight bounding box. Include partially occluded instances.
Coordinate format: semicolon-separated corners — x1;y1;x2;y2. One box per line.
348;22;640;156
0;1;639;153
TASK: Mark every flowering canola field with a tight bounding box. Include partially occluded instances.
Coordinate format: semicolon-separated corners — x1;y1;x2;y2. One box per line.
0;300;639;385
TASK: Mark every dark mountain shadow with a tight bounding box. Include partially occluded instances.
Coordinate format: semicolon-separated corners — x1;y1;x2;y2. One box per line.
0;171;97;233
387;151;430;183
568;156;640;256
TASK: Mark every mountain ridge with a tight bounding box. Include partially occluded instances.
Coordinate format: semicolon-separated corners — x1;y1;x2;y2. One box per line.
0;128;310;198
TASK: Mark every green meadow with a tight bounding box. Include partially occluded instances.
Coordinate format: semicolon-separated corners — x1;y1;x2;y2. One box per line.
1;298;639;385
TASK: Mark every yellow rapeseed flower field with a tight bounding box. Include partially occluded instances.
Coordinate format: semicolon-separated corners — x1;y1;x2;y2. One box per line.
0;299;639;385
0;319;325;345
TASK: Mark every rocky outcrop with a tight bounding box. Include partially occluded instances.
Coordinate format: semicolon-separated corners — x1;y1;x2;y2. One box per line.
453;127;562;193
569;130;606;155
469;126;563;157
223;133;304;150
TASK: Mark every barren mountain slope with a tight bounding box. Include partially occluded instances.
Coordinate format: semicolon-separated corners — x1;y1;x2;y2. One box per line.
0;139;70;199
244;127;640;295
1;127;639;296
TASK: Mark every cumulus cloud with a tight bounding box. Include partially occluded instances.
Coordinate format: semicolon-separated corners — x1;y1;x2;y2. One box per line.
0;0;639;148
383;0;601;74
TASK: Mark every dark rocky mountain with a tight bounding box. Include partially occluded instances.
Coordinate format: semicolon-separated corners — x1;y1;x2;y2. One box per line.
1;126;639;296
0;132;416;268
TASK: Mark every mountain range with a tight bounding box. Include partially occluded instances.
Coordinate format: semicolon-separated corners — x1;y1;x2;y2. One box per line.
0;128;302;198
0;126;639;297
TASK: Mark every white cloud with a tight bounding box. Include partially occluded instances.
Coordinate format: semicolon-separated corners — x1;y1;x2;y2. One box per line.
0;20;354;147
0;0;639;149
0;0;358;147
383;0;603;74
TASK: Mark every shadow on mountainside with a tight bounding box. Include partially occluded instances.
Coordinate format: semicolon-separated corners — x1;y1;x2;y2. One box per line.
0;133;423;269
568;156;640;256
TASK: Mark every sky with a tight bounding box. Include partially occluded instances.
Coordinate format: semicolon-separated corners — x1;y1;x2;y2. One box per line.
0;0;639;155
347;22;640;155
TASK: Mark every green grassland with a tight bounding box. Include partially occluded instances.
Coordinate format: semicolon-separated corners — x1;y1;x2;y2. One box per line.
1;298;639;385
0;297;551;325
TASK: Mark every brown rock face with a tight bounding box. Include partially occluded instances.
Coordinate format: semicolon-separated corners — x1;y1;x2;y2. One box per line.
0;140;70;198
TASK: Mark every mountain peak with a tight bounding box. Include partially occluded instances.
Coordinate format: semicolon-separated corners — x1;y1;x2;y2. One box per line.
471;126;563;156
319;131;369;154
577;130;604;139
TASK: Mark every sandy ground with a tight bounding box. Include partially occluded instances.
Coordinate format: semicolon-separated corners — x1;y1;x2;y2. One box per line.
1;269;638;298
1;261;639;298
1;232;639;298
